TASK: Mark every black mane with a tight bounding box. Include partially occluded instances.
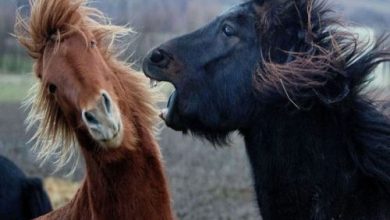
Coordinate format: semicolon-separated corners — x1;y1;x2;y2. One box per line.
252;0;390;193
351;98;390;194
255;0;389;105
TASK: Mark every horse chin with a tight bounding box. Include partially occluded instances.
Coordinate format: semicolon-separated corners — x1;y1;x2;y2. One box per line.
97;126;124;149
87;118;124;149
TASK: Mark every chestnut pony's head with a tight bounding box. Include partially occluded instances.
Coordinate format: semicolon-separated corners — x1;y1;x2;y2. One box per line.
16;0;157;170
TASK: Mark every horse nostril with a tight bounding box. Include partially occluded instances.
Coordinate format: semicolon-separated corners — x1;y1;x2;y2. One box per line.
83;111;99;125
150;49;165;64
102;92;111;114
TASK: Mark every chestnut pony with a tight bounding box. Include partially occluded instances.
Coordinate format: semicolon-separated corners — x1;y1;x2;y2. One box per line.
15;0;175;219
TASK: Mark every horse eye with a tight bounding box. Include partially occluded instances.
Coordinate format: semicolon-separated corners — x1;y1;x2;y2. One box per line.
223;24;235;37
48;84;57;94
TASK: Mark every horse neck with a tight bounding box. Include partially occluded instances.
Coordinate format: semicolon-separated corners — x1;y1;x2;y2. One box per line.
242;104;358;194
241;99;390;219
71;121;174;220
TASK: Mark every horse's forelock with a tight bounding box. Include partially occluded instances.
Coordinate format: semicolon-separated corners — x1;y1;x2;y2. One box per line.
15;0;132;60
15;0;84;58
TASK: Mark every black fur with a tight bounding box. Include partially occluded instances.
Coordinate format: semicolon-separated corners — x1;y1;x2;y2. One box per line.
0;156;52;220
143;0;390;219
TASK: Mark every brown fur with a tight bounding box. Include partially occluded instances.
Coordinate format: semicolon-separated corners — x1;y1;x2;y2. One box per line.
15;0;175;219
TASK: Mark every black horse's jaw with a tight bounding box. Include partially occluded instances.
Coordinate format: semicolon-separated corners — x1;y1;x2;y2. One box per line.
160;90;186;131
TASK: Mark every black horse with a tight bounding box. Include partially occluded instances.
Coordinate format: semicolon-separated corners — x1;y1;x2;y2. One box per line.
143;0;390;219
0;156;52;219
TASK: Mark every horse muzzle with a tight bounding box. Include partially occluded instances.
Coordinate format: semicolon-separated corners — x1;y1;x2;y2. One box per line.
82;91;123;148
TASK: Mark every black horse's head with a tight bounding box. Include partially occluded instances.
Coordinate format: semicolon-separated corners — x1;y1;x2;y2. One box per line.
143;0;389;142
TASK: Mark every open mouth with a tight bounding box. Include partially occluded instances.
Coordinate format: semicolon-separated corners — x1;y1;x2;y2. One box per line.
147;77;178;123
145;74;185;131
143;54;186;131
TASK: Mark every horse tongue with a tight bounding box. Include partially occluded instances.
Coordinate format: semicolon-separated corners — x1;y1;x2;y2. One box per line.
160;91;186;131
160;91;177;122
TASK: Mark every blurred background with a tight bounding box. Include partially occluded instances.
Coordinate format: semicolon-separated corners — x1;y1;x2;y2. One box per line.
0;0;389;219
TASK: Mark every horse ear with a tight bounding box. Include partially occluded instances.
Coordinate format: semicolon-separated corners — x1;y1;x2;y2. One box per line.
252;0;296;23
252;0;291;33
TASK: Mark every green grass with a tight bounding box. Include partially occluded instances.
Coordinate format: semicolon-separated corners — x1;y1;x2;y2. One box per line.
0;74;34;102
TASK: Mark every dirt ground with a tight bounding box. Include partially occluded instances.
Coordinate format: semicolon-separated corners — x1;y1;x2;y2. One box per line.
0;102;261;220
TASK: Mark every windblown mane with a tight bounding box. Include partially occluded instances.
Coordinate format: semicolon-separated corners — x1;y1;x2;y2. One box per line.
15;0;158;172
253;0;390;190
253;0;390;108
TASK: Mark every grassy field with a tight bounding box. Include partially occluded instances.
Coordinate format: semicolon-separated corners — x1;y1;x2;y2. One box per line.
0;74;35;102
